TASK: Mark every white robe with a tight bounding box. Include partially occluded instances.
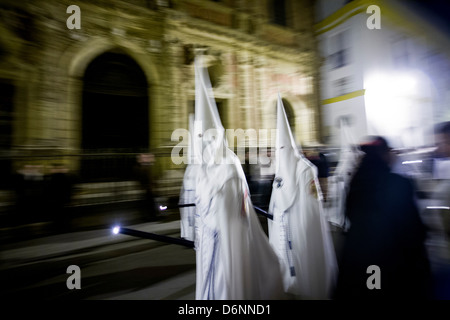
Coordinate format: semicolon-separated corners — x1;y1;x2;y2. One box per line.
268;157;338;299
192;58;285;300
179;164;198;241
194;156;286;300
325;146;362;229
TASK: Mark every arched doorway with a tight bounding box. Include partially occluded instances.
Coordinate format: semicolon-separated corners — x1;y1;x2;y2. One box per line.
271;98;296;135
281;98;296;134
81;50;149;181
264;94;315;147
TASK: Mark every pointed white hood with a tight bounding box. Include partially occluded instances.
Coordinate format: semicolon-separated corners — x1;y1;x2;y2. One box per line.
334;118;363;181
193;56;239;199
194;57;228;166
340;118;355;147
182;113;198;190
271;94;302;212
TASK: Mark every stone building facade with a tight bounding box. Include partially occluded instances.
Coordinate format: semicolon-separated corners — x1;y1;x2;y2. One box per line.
0;0;321;198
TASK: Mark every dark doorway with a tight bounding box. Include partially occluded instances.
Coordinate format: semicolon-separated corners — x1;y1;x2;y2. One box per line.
271;0;287;26
276;98;295;133
82;51;149;151
81;51;149;181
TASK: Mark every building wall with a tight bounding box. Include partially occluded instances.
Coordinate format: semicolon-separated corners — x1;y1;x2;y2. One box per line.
316;0;450;148
0;0;321;196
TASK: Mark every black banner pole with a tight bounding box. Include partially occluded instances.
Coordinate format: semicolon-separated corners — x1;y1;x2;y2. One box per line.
253;206;274;220
117;227;195;248
160;202;273;220
159;203;195;211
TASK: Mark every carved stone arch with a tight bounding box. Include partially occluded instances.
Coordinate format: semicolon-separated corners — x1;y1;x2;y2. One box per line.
263;93;312;146
61;37;160;154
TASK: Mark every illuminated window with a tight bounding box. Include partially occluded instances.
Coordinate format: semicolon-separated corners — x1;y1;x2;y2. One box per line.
333;76;353;96
328;30;350;69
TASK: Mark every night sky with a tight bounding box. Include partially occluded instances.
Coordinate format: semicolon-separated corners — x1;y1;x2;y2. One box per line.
406;0;450;35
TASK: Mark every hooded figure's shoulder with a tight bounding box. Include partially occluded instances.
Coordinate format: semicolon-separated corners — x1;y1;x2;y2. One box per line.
381;172;418;210
388;172;415;192
196;156;244;200
298;155;319;179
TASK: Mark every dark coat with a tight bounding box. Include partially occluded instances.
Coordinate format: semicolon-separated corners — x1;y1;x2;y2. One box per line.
335;154;431;299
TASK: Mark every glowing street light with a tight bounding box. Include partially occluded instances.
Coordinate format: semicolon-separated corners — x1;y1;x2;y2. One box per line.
364;69;433;148
112;226;121;235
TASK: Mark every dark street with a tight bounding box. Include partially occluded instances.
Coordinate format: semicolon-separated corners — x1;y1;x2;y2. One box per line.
0;218;196;300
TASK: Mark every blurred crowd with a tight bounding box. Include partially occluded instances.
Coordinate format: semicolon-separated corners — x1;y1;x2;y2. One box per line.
243;121;450;299
1;120;449;299
11;163;75;231
2;153;160;234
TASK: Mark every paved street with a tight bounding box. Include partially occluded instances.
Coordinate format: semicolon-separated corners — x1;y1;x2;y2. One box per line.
0;220;196;300
2;208;449;300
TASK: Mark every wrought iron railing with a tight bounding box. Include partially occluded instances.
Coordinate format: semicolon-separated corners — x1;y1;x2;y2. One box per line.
0;150;160;191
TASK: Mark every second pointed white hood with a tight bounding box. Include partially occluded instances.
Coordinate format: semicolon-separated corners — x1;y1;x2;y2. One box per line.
334;118;363;181
271;94;302;212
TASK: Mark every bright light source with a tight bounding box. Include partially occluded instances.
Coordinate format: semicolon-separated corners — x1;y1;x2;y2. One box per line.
394;74;417;96
159;205;168;211
112;226;121;235
363;69;433;148
402;160;423;165
426;206;450;210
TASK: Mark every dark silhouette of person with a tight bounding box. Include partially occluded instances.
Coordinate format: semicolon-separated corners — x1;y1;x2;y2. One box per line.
307;150;330;179
334;136;431;300
134;153;157;221
13;165;45;225
45;164;74;232
305;148;330;201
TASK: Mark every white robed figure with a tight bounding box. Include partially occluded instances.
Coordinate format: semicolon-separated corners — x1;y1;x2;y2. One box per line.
179;114;197;241
268;94;337;299
325;118;363;230
193;58;285;300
